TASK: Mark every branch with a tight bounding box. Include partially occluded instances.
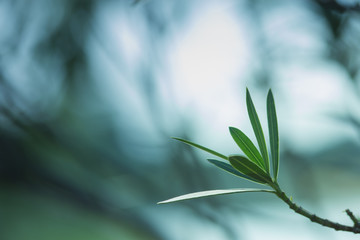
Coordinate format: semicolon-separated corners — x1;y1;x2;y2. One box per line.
346;209;360;228
272;184;360;233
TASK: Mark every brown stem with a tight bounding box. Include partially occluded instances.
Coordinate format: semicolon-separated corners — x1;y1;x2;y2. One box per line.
346;209;360;228
270;183;360;234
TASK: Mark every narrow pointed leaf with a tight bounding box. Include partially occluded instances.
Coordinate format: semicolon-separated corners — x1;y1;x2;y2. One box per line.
158;188;274;204
172;137;227;160
267;89;279;180
208;159;266;184
229;155;272;184
229;127;265;169
246;88;270;173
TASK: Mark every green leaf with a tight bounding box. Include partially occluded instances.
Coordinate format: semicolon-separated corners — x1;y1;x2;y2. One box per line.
229;127;265;169
229;155;272;184
246;88;270;173
172;137;227;160
267;89;279;180
208;159;266;184
157;188;274;204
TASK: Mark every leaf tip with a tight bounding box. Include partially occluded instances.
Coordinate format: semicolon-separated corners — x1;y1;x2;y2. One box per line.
246;88;253;104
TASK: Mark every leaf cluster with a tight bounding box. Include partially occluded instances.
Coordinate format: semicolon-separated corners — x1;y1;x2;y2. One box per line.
159;88;279;203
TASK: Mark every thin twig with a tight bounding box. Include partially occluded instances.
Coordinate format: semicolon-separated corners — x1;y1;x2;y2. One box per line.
270;183;360;234
346;209;360;227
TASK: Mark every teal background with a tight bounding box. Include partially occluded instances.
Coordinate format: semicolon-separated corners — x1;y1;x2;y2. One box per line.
0;0;360;239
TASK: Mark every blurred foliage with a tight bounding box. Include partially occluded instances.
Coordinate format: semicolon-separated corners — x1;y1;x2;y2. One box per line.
1;0;360;239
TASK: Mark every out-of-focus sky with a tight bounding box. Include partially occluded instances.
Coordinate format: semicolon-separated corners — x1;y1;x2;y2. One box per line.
1;0;360;240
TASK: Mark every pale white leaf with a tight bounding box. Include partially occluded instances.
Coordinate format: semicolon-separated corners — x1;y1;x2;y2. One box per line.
158;188;274;204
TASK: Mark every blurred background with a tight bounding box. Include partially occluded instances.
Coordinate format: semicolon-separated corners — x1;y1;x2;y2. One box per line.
1;0;360;239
